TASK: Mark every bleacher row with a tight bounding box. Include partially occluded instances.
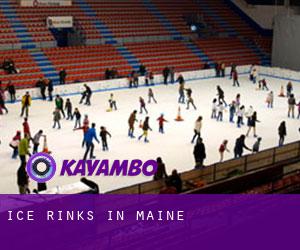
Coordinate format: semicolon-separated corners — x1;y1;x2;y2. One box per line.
0;0;272;88
0;37;263;88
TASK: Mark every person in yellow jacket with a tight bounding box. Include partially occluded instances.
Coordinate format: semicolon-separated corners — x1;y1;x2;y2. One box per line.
18;134;31;166
20;91;31;118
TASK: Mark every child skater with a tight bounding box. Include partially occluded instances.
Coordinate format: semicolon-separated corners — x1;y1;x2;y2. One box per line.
73;108;81;129
128;110;138;138
65;98;73;120
216;102;225;122
148;88;157;104
266;91;274;108
211;98;217;119
100;126;112;151
229;101;236;123
246;111;260;137
237;105;245;128
217;86;227;106
53;108;61;129
235;94;241;109
138;117;152;143
178;81;185;104
139;97;148;114
252;137;262;153
191;116;202;144
157;114;168;134
108;93;117;111
258;79;269;91
219;140;230;162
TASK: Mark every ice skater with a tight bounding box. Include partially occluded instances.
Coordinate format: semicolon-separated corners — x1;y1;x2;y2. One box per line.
211;98;217;119
65;98;73;120
216;102;225;122
217;86;227;106
148;88;157;104
73;108;81;129
232;70;240;87
139;97;148;114
236;105;245;128
219;140;230;162
100;126;112;151
246;111;259;137
258;79;269;91
229;101;236;123
9;131;21;159
0;90;8;114
266;91;274;108
20;92;31;118
252;137;262;153
138;117;152;143
286;82;293;97
288;94;296;118
297;101;300;119
22;117;31;138
55;95;65;118
32;130;44;154
178;81;185;104
234;135;251;158
278;121;286;146
108;93;117;111
235;94;241;109
185;88;197;110
80;84;92;105
149;71;154;85
128;110;138;138
191;116;202;144
193;137;206;169
157;114;168;134
83;123;99;160
53;108;61;129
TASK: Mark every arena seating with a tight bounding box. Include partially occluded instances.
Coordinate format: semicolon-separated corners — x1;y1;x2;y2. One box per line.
0;0;273;89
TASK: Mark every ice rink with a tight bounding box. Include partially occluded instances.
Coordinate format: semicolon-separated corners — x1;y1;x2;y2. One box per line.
0;73;299;194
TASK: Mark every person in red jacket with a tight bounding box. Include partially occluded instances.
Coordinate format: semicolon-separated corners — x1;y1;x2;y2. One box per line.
157;114;168;134
74;114;89;148
22;118;31;139
10;131;21;159
233;70;240;87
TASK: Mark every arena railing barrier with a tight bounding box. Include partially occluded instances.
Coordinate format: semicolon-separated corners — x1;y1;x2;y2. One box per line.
107;140;300;194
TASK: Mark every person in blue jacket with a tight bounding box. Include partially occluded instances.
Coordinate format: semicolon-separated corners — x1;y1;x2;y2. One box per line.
83;123;99;160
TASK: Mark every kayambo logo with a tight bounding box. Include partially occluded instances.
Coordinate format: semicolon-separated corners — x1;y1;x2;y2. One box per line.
26;153;57;182
26;153;158;182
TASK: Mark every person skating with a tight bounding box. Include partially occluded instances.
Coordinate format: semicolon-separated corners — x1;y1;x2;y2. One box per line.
286;82;293;97
22;117;31;138
162;67;170;84
236;105;245;128
65;98;73;120
53;108;61;129
266;91;274;108
191;116;202;144
193;137;206;169
100;126;112;151
17;162;29;195
55;95;65;118
36;77;46;100
185;88;197;110
288;94;296;118
216;102;225;122
217;85;227;106
128;110;138;138
157;114;168;134
170;67;175;84
47;79;54;101
9;131;21;159
234;135;251;158
148;88;157;104
149;71;154;85
211;98;217;119
297;101;300;119
278;121;287;146
20;92;31;117
235;93;241;109
245;106;254;127
258;79;269;91
246;111;260;137
32;130;43;154
18;134;31;166
139;97;148;114
153;157;168;180
138;116;152;143
6;81;16;103
219;140;230;162
229;101;236;123
83;123;100;160
108;93;117;111
178;80;185;104
74;115;89;148
252;137;262;153
83;84;92;105
232;69;240;87
0;89;8;114
73;108;81;129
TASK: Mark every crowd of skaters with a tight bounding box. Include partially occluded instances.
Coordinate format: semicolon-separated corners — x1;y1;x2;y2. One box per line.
0;62;300;194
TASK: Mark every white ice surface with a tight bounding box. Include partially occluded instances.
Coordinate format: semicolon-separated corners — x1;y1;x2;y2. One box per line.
0;75;299;194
